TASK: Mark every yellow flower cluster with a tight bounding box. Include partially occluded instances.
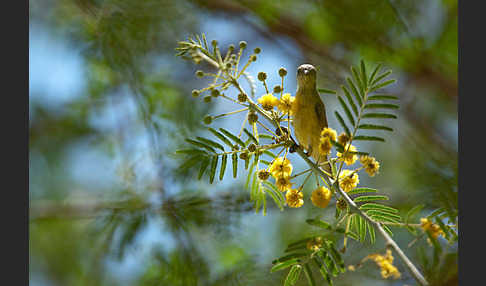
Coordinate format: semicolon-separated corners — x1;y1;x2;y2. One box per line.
365;249;401;279
360;155;380;177
337;132;349;145
306;236;323;251
257;93;279;111
269;157;303;208
277;93;295;115
420;218;445;240
337;143;358;165
339;170;359;192
318;127;337;156
311;186;332;208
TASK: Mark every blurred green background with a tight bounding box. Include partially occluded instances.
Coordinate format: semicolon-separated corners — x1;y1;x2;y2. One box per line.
29;0;457;285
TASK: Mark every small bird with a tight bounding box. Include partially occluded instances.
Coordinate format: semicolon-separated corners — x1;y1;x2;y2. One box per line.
292;64;331;171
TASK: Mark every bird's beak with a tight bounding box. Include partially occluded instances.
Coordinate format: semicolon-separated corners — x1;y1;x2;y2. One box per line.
303;70;309;75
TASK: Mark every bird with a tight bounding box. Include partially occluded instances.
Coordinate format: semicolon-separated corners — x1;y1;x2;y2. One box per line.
291;64;331;172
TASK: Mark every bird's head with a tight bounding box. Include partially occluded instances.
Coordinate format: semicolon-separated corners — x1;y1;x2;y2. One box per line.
297;64;317;88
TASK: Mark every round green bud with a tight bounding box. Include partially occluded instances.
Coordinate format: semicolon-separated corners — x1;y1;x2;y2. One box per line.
257;72;267;82
203;95;212;103
253;47;261;54
238;93;247;102
191;90;200;97
248;112;258;124
211;39;218;47
247;143;257;153
195;70;204;78
337;198;347;210
239;152;249;160
203;116;213;125
250;55;257;62
228;44;235;52
258;170;270;181
239;41;247;49
273;85;282;93
230;54;237;60
278;67;288;77
211;89;220;97
226;62;232;69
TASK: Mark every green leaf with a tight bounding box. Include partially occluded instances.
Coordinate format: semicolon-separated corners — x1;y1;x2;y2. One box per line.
347;187;378;195
434;217;450;240
284;265;302;286
263;150;276;158
364;103;399;110
259;134;274;140
208;127;234;148
370;70;392;86
245;162;255;189
360;203;399;213
351;66;364;96
366;221;376;244
232;153;238;178
346;77;363;105
318;88;337;94
427;208;445;219
406;204;424;223
243;128;259;144
313;258;332;285
272;252;310;264
368;63;382;85
196;136;225;151
357;216;366;242
264;187;284;211
381;224;393;236
338;96;355;126
362;113;397;119
360;60;367;89
185;139;216;153
306;218;332;230
219;128;246;147
335;111;351;136
263;181;285;204
179;155;205;171
175;149;208;155
324;241;345;272
303;263;316;286
209;156;218;183
198;158;210;180
358;124;393;132
368;94;399;101
341;85;359;116
369;79;396;92
353;135;385;142
271;258;301;272
354;195;389;203
219;154;227;181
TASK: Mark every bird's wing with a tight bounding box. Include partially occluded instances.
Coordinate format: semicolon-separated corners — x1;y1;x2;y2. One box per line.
314;97;328;128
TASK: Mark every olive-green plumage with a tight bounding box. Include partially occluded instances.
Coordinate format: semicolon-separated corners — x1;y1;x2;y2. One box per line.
292;64;330;170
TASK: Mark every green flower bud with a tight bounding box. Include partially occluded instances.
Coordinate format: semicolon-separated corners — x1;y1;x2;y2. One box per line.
226;62;232;69
203;95;212;103
278;67;288;77
250;55;257;62
248;143;257;153
239;152;249;160
228;44;235;52
196;70;204;78
203;116;213;125
211;39;218;47
239;41;247;49
258;170;270;181
211;89;220;97
191;90;200;97
337;198;347;210
273;85;282;93
238;93;247;102
257;72;267;82
253;47;261;54
248;112;258;124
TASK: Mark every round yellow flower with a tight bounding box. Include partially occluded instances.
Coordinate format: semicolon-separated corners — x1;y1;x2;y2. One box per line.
337;144;358;165
269;157;293;178
311;186;332;208
320;127;337;142
286;189;304;208
420;218;445;240
365;249;401;279
257;93;279;111
277;93;295;115
318;137;333;156
360;155;380;177
339;169;359;192
276;176;293;192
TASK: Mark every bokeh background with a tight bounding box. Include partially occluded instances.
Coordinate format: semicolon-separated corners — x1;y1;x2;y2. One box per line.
29;0;457;285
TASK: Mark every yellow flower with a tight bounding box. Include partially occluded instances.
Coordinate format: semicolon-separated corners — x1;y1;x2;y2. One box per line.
320;127;337;142
318;137;333;156
360;155;380;177
257;93;279;111
269;157;293;178
364;249;401;279
276;176;293;192
306;237;323;251
337;132;350;145
337;144;358;165
311;186;332;208
339;170;359;192
420;218;445;240
286;189;304;208
277;93;295;115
